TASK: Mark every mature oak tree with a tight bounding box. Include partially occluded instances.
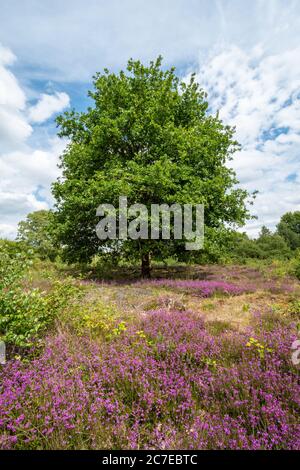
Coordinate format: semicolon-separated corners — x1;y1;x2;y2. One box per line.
52;57;249;277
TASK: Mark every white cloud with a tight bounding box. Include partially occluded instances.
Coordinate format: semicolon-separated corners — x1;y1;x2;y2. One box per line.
0;137;65;239
28;92;70;123
0;224;18;240
1;0;300;239
191;44;300;236
0;0;299;82
0;43;16;66
0;44;32;152
0;44;68;239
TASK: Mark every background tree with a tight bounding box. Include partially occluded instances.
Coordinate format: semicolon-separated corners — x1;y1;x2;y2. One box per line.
228;225;291;262
256;226;291;259
17;210;57;261
228;231;263;261
277;211;300;251
52;57;250;277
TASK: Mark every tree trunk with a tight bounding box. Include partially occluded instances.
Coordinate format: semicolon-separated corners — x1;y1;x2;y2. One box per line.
141;252;151;278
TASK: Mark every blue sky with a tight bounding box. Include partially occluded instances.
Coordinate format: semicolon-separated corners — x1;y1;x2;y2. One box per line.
0;0;300;238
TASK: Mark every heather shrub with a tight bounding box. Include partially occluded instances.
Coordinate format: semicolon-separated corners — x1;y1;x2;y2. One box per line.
256;307;291;331
141;279;251;297
0;310;299;450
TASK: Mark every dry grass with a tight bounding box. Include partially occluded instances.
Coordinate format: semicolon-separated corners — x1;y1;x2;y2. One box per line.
74;283;298;334
24;261;300;333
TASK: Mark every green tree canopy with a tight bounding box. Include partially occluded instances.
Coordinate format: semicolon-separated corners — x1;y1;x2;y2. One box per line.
52;57;250;276
227;231;263;260
228;226;291;261
277;211;300;251
17;210;57;261
256;226;291;259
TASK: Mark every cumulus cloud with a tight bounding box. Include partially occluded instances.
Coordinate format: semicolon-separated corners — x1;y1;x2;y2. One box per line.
190;44;300;236
28;92;70;123
0;44;68;239
0;138;65;239
0;0;299;82
1;0;300;239
0;44;32;152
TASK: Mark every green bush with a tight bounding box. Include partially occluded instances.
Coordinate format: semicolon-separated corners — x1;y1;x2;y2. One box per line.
0;239;30;258
0;245;81;350
289;249;300;280
294;262;300;280
255;227;291;260
17;210;59;261
228;227;291;263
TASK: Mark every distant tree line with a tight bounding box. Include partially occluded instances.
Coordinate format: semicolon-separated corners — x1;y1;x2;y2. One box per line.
228;211;300;262
3;209;299;270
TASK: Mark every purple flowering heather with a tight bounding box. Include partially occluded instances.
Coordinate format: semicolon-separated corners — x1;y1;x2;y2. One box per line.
0;310;299;449
139;279;251;296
